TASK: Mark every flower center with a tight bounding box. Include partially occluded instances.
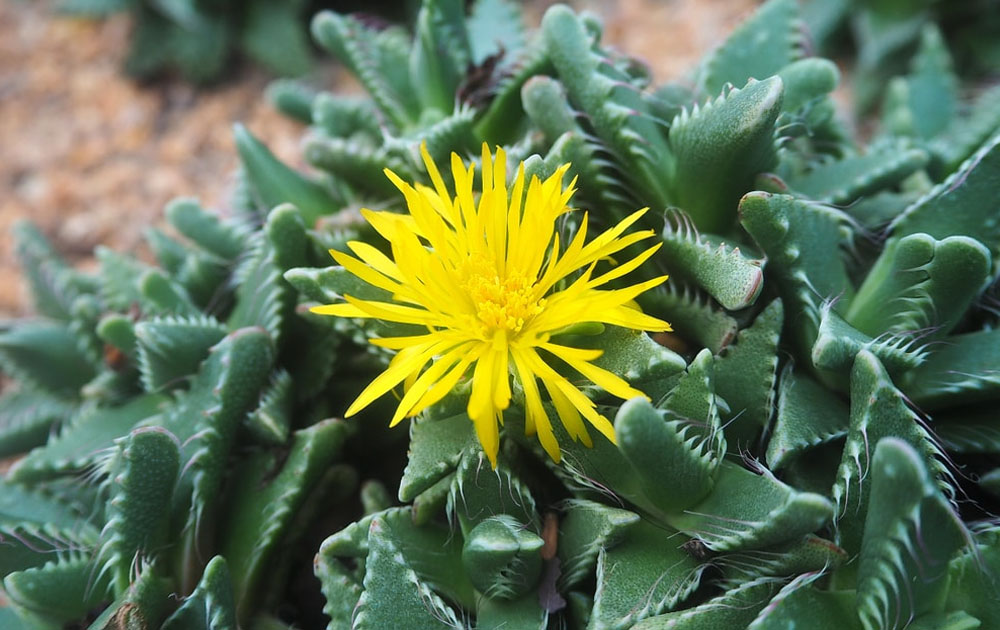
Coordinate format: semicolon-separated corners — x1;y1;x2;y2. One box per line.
464;264;544;337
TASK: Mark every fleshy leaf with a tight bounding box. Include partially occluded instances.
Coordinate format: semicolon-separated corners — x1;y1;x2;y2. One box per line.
890;131;1000;274
669;461;834;552
632;577;780;630
0;388;76;458
399;411;476;502
234;123;342;226
220;418;348;623
556;499;640;592
669;77;784;233
352;516;466;630
832;350;952;556
161;556;238;630
748;573;860;629
3;554;112;629
135;315;228;393
739;192;854;356
619;354;722;512
714;299;783;451
766;366;848;470
785;139;928;205
856;438;968;630
97;427;180;595
659;209;765;310
699;0;802;96
589;518;703;630
9;394;168;483
0;322;98;397
900;328;1000;410
846;233;991;340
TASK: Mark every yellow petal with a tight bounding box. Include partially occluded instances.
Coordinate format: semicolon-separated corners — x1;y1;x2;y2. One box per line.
541;342;647;402
310;303;371;318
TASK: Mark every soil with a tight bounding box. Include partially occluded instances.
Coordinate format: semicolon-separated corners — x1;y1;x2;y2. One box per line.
0;0;757;318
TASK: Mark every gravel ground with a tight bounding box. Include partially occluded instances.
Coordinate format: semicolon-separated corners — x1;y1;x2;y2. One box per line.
0;0;756;317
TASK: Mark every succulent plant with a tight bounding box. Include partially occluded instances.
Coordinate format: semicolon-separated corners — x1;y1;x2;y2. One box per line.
4;0;1000;628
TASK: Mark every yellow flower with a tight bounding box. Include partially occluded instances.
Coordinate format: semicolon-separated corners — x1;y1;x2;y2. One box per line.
312;144;670;467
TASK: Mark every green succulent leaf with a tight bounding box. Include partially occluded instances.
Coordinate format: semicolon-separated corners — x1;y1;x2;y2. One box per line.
166;198;245;262
234;123;343;226
890;131;1000;273
542;4;672;210
669;77;783;233
568;324;687;403
240;0;311;77
450;450;539;535
589;518;703;630
659;209;765;310
410;0;469;113
699;0;802;96
476;592;547;630
228;204;309;343
855;438;968;630
9;394;168;483
352;515;466;630
766;366;849;470
311;12;417;131
319;507;474;609
946;530;1000;629
784;139;929;206
12;221;88;321
639;282;739;355
556;499;640;592
314;553;363;630
462;514;544;600
933;406;1000;455
97;427;180;595
0;479;99;575
466;0;524;65
900;328;1000;410
400;411;476;502
267;79;316;125
832;350;952;555
135;315;227;393
161;328;274;574
748;573;860;630
714;299;783;450
909;611;983;630
161;556;238;630
137;269;200;318
96;246;156;313
85;566;174;630
618;352;723;512
0;321;98;397
632;576;780;630
846;233;991;340
310;92;380;139
739;192;855;356
3;554;113;629
882;25;957;140
719;534;847;582
243;368;294;445
811;306;929;381
412;473;454;525
0;388;76;458
776;57;839;114
929;84;1000;174
669;460;834;552
220;418;348;623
